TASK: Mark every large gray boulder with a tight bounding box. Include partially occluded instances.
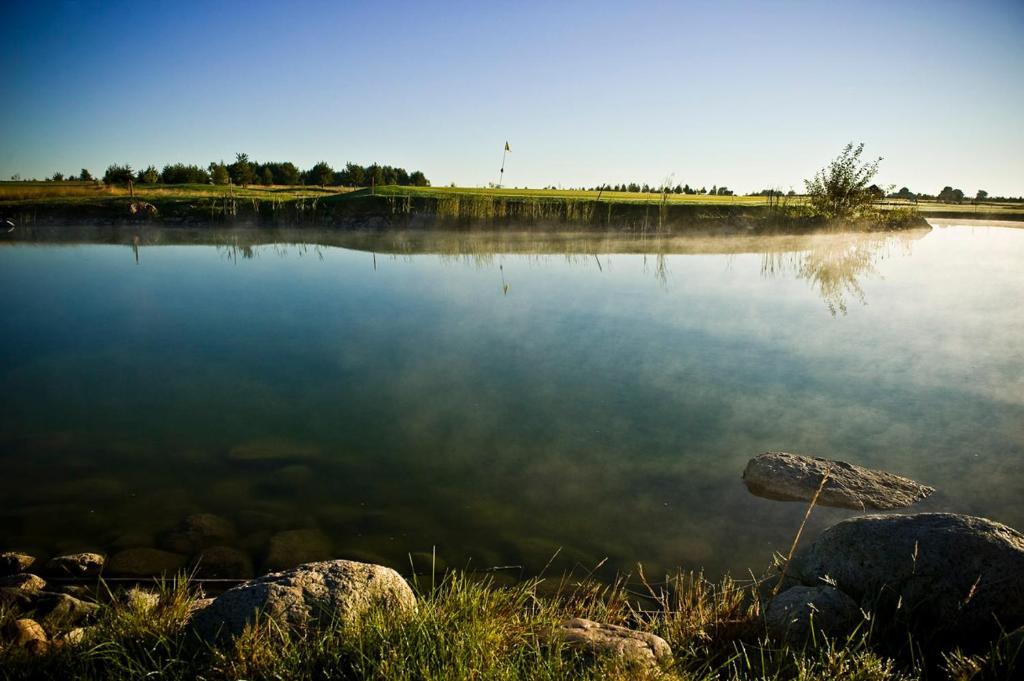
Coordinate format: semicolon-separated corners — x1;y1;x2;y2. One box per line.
546;618;672;672
765;586;862;642
788;513;1024;641
743;451;934;510
191;559;415;641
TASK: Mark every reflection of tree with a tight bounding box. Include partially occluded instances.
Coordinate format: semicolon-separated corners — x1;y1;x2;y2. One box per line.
761;232;917;315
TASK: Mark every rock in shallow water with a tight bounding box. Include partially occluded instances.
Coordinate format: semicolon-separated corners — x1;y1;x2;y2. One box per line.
46;552;104;577
788;513;1024;642
191;545;254;579
227;438;322;464
161;513;236;554
0;552;36;576
107;548;187;577
742;451;934;510
546;618;673;671
191;559;415;642
264;529;333;571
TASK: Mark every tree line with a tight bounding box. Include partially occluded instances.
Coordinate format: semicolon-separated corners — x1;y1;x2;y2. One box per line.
887;186;1021;203
545;183;737;196
44;154;430;188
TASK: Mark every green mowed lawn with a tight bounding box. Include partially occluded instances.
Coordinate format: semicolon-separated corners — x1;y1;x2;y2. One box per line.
3;181;1021;217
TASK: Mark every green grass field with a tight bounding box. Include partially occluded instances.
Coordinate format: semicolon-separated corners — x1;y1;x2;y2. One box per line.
3;182;1021;221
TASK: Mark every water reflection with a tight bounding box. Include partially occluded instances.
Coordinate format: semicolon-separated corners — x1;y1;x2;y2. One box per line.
1;224;1020;580
3;225;930;312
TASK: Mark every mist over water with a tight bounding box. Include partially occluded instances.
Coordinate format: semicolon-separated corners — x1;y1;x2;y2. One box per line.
1;223;1021;580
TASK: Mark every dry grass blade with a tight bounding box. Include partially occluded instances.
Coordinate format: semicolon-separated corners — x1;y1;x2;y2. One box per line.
772;465;831;597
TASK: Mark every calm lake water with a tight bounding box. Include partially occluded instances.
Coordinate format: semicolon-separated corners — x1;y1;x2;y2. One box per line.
1;223;1022;580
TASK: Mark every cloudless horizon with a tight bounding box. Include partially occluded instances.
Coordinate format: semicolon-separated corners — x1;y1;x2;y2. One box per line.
2;0;1022;195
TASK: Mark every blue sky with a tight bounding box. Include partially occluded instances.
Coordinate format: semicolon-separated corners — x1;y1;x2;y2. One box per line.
2;0;1022;194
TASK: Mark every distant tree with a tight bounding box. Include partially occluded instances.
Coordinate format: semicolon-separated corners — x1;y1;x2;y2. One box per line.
787;190;796;196
275;162;300;185
937;186;965;203
803;142;882;219
229;153;255;187
208;162;230;185
103;164;134;185
308;161;334;187
340;163;363;186
161;163;209;184
710;185;717;195
262;167;274;185
78;169;93;181
49;172;64;181
893;186;916;201
409;170;429;187
138;166;159;184
976;189;988;201
366;163;385;188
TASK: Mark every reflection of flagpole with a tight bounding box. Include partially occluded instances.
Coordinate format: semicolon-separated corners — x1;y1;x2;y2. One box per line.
497;141;509;188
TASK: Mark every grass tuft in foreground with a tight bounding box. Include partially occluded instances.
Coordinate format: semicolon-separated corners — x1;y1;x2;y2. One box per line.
0;569;1019;680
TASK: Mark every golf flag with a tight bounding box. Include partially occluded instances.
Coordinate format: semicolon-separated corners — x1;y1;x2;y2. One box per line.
505;141;510;152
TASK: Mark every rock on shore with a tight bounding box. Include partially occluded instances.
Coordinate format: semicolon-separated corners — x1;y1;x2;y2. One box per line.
742;451;934;510
0;552;37;576
191;559;415;642
778;513;1024;642
546;618;673;672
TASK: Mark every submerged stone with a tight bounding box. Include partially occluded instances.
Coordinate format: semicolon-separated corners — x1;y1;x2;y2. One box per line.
742;451;934;510
191;546;254;579
264;529;333;572
161;513;236;553
227;438;322;464
107;548;187;577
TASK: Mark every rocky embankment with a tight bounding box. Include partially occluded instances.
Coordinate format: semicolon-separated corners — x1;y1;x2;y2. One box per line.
3;452;1023;670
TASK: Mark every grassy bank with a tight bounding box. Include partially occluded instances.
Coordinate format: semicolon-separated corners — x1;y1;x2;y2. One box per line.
0;182;971;232
2;568;1018;681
